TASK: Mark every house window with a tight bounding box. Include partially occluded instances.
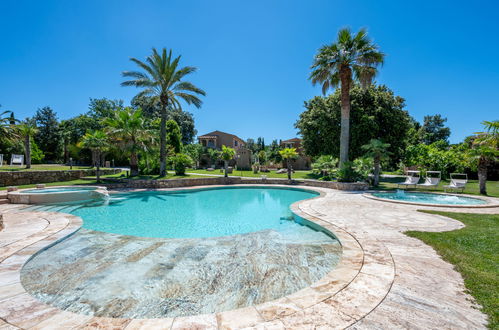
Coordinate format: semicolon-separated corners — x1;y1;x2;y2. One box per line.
208;140;215;147
234;140;238;147
201;140;207;147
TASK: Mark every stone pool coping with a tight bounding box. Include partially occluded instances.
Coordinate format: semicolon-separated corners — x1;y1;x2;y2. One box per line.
362;190;499;208
0;185;396;329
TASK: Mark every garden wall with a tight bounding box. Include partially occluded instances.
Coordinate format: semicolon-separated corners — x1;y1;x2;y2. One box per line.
103;176;368;191
0;169;122;187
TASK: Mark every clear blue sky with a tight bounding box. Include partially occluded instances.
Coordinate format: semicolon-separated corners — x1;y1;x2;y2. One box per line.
1;0;498;143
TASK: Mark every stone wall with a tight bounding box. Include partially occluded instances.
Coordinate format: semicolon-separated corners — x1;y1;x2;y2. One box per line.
0;169;122;187
103;176;368;191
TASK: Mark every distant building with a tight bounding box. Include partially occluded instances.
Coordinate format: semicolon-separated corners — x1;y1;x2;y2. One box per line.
280;138;311;170
198;130;251;169
198;130;246;150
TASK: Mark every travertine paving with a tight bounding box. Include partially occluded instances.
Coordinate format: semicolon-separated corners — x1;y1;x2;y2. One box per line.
0;185;496;329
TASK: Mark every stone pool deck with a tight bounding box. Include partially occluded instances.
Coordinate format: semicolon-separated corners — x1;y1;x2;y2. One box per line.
0;185;496;329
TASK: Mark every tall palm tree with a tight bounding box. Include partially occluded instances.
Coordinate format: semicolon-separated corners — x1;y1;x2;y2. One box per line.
103;107;150;176
80;130;109;183
310;28;384;166
121;48;206;176
361;139;391;186
16;121;38;169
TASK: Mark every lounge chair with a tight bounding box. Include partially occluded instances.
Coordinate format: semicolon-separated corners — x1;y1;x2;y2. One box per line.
417;171;441;189
444;173;468;193
397;171;420;188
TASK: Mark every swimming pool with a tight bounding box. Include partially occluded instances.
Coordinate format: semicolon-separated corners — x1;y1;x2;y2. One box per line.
21;186;341;318
370;191;487;206
29;186;321;238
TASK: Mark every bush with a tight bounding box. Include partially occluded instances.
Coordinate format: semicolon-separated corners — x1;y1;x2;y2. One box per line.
336;158;373;182
138;155;160;175
30;141;45;164
171;153;193;175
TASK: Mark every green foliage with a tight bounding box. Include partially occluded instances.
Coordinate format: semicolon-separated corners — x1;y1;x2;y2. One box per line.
296;85;411;165
183;144;204;166
170;153;193;175
312;155;338;178
166;119;182;153
336;158;373;182
279;147;298;160
361;139;391;162
309;27;385;94
404;142;470;178
418;114;451;145
30;141;44;164
88;98;124;120
132;96;197;144
34;106;61;161
221;145;236;161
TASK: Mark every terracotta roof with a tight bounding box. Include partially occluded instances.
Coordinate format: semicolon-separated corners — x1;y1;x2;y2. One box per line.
281;138;301;143
198;130;245;142
198;135;218;139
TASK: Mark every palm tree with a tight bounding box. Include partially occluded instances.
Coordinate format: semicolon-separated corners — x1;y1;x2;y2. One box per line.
103;107;150;176
80;130;109;183
0;110;16;140
16;121;38;169
220;145;236;178
310;28;384;166
361;139;391;186
121;48;206;177
469;120;499;195
279;148;298;180
207;148;221;168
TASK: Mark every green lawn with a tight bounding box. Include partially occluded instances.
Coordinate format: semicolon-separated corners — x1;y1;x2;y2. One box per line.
0;165;99;171
187;169;320;179
377;177;499;198
406;211;499;329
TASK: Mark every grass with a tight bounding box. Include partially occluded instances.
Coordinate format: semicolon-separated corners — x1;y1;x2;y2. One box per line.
406;211;499;329
376;177;499;198
0;165;98;171
187;169;320;179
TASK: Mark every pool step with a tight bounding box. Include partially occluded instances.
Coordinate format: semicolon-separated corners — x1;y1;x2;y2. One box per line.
0;192;8;204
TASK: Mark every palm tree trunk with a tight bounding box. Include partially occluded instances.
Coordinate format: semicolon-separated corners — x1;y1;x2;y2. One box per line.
159;100;168;177
130;152;139;177
24;136;31;169
287;160;292;180
339;66;352;167
373;158;380;186
478;156;488;195
96;151;101;183
224;160;228;177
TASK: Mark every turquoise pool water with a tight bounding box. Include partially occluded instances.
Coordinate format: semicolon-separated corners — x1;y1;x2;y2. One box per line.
28;187;320;238
23;187;98;193
372;191;486;205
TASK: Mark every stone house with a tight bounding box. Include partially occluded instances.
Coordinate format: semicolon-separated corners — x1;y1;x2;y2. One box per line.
280;138;311;170
198;131;252;170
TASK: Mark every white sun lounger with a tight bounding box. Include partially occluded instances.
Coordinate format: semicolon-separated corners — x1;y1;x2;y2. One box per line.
444;173;468;193
417;171;441;189
397;171;420;188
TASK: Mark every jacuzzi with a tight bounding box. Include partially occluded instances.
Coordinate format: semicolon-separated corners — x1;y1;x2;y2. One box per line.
7;186;108;204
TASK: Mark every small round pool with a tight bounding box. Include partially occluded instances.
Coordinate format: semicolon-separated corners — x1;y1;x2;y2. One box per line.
370;191;487;206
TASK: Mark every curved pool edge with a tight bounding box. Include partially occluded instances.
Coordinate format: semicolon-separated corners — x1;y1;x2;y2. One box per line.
0;184;395;329
363;190;499;208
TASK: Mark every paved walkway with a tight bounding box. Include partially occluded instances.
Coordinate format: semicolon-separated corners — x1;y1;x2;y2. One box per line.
0;187;496;329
